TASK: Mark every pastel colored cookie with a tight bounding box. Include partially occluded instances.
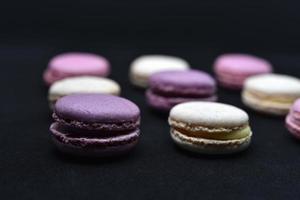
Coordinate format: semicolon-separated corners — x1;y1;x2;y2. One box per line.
242;74;300;115
168;102;252;154
43;52;110;85
146;70;217;111
129;55;190;88
214;54;272;89
286;99;300;139
50;94;140;157
48;76;120;107
169;102;252;154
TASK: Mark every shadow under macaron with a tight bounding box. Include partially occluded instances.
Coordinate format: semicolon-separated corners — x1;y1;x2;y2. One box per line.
50;146;141;165
172;143;253;160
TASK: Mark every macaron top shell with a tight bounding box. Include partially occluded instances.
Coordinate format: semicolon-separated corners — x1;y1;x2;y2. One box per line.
54;94;140;123
244;74;300;95
49;52;110;76
130;55;190;77
169;102;249;128
149;70;216;95
49;76;120;97
214;54;272;75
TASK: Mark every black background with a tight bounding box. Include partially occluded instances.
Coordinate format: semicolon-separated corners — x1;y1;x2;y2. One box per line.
2;0;300;199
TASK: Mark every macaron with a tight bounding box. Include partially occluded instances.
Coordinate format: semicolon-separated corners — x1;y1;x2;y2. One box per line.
242;74;300;115
50;94;140;157
43;52;110;85
129;55;190;88
214;53;272;89
286;99;300;139
48;76;120;107
168;102;252;154
146;70;217;111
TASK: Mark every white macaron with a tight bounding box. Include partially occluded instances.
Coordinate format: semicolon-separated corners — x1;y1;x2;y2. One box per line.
129;55;190;88
48;76;121;107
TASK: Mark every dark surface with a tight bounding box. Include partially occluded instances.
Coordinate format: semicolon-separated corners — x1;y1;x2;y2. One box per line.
2;0;300;199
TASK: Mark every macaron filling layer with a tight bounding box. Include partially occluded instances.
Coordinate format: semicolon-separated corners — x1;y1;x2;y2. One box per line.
244;90;297;104
171;126;251;140
53;113;140;131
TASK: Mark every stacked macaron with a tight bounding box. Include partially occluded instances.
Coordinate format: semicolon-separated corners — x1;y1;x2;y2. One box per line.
146;70;217;111
168;102;252;154
214;54;272;89
44;52;110;85
50;94;140;157
242;74;300;115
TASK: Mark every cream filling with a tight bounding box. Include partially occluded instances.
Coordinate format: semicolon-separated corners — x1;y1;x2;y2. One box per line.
169;118;246;133
243;90;297;105
172;126;251;140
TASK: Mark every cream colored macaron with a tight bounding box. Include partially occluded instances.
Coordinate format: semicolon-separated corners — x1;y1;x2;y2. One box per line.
48;76;121;107
242;74;300;115
129;55;190;88
168;102;252;154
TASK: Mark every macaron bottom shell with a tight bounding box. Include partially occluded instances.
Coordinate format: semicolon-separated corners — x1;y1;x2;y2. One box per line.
171;129;252;154
50;122;139;157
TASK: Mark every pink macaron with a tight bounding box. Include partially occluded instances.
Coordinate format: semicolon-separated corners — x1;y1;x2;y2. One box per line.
43;52;110;85
213;54;272;89
286;99;300;139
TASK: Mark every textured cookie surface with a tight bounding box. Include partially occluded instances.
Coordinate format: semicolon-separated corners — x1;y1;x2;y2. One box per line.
169;102;249;128
55;94;140;123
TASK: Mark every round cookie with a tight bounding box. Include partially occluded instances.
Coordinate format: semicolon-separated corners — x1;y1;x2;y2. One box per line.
214;54;272;89
48;76;120;107
168;102;252;154
146;70;217;111
286;99;300;139
129;55;190;88
50;94;140;157
242;74;300;115
43;52;110;85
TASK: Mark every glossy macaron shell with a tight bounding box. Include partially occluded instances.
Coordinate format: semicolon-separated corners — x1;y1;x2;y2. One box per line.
54;94;140;129
44;52;110;85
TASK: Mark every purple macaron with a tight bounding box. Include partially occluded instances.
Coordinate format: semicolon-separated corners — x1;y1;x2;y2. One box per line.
286;99;300;139
50;94;140;157
146;70;217;111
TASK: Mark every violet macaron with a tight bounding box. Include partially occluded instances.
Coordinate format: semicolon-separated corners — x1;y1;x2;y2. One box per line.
43;52;110;85
146;70;217;111
50;94;140;157
286;99;300;139
213;54;272;89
